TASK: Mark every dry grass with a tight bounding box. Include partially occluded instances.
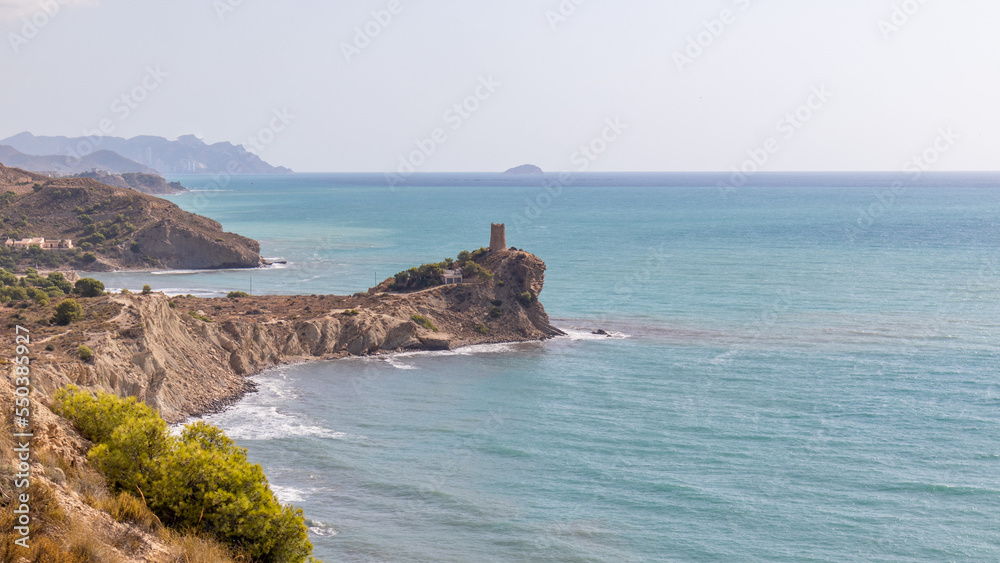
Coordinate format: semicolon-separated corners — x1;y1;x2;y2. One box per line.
64;517;124;563
158;528;241;563
101;492;161;534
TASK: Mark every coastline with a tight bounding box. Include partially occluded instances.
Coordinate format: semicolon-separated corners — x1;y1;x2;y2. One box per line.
20;248;562;423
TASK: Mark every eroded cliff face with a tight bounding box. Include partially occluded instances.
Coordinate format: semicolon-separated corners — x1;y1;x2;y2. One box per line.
130;219;262;270
25;250;562;422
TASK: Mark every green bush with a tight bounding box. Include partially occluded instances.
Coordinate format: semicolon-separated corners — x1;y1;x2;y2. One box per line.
517;292;534;306
2;286;29;301
75;277;105;297
120;288;131;294
489;306;503;318
226;291;249;299
78;345;92;362
411;314;437;331
475;323;489;335
189;310;213;323
28;287;49;305
47;272;73;293
53;298;83;325
341;309;360;317
142;284;152;295
52;387;316;563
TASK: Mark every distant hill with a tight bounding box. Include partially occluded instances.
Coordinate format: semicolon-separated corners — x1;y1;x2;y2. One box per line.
70;170;185;195
0;144;158;175
0;163;261;271
503;164;543;175
1;132;292;175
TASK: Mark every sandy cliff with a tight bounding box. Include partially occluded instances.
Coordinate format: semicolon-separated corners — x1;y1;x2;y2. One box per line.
23;249;562;422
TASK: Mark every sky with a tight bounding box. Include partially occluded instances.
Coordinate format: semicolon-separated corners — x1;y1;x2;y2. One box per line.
1;0;998;173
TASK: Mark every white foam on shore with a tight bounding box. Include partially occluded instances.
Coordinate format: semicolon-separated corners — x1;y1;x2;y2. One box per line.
383;356;418;370
197;374;350;441
271;484;308;503
559;327;631;341
306;520;339;537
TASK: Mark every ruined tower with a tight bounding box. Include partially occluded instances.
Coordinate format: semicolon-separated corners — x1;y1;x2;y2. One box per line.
489;223;507;252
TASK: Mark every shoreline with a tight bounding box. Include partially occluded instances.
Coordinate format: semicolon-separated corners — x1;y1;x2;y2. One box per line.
19;248;564;423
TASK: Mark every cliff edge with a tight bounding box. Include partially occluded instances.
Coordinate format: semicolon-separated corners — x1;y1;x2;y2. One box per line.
13;249;562;422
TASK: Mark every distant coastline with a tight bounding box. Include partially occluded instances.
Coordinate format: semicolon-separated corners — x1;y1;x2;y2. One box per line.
229;170;1000;188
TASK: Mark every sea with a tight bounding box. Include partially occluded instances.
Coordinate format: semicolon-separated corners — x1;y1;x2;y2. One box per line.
90;173;1000;562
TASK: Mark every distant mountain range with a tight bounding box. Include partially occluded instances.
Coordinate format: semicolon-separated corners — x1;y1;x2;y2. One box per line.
0;145;158;175
0;132;292;175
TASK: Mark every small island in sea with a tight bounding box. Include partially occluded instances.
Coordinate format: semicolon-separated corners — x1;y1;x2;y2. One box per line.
503;164;543;175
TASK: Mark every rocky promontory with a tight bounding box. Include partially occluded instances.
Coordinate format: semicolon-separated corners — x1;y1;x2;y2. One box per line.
11;248;562;422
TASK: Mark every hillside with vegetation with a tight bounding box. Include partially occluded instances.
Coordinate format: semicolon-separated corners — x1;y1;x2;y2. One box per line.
0;163;261;271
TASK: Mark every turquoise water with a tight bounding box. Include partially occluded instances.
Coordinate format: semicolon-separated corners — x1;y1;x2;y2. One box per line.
95;176;1000;561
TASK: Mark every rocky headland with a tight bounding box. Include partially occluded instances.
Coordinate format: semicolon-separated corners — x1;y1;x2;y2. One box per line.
9;247;562;422
0;163;262;271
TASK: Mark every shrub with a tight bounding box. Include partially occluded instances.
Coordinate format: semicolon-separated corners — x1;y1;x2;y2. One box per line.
168;300;177;309
121;288;131;294
53;387;316;563
75;277;105;297
78;345;93;362
226;291;249;299
491;299;503;307
28;287;48;305
411;314;437;331
189;310;214;323
151;422;313;562
517;292;534;306
47;272;73;293
341;309;360;317
489;306;503;318
142;284;152;295
54;298;83;325
475;323;489;335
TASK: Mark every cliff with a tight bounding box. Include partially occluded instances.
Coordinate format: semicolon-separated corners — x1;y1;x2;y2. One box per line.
0;249;561;560
14;249;561;422
69;170;185;195
0;163;262;270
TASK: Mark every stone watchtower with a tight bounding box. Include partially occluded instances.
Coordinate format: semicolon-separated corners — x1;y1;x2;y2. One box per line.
489;223;507;252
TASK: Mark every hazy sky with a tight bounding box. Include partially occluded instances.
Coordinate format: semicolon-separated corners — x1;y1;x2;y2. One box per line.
1;0;998;173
